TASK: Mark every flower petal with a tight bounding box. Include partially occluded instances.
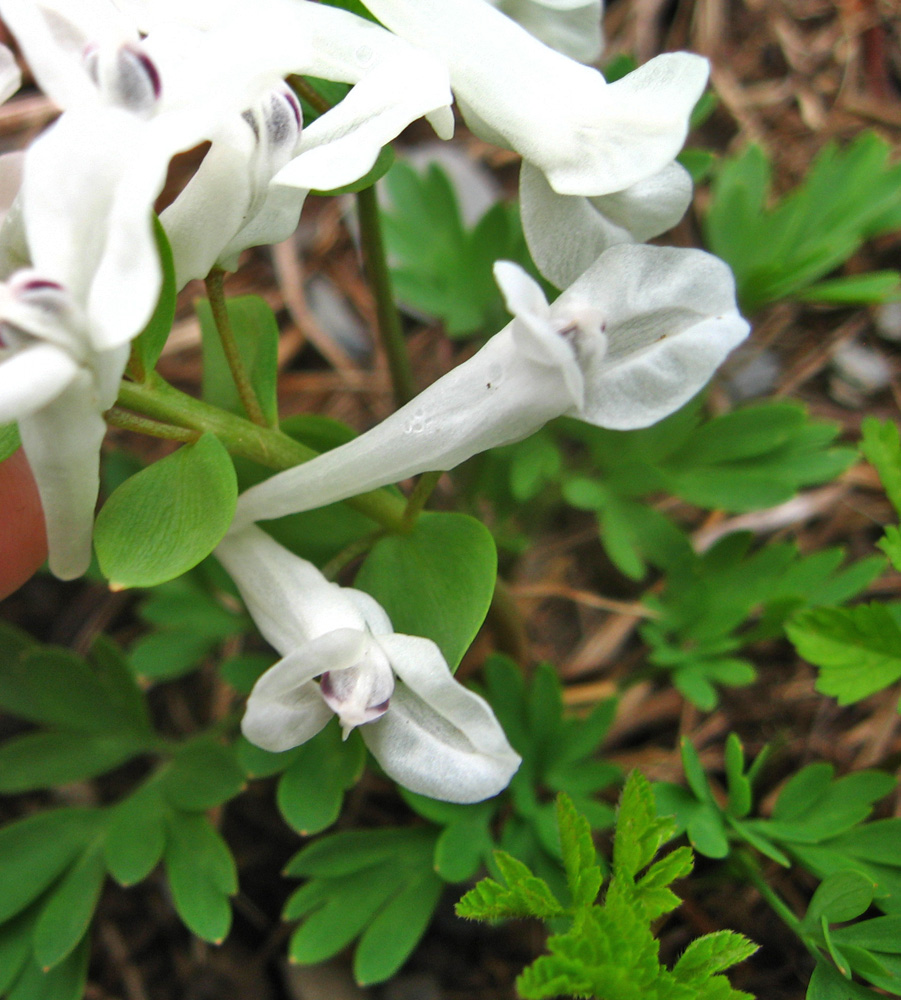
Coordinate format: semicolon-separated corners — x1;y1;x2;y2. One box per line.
0;0;136;109
231;324;574;528
361;633;520;802
0;343;79;423
17;371;106;579
215;525;368;653
520;159;693;288
556;244;749;428
161;126;258;285
275;53;451;193
364;0;706;195
242;669;333;752
489;0;603;63
0;42;21;103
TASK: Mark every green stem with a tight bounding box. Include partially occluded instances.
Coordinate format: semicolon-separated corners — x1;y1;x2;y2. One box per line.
204;269;271;427
105;407;202;443
116;374;406;531
732;851;816;956
402;470;442;530
487;576;530;664
321;530;385;581
356;184;416;407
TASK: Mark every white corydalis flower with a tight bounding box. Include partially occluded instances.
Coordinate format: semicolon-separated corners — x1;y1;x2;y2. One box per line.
231;244;749;530
0;273;127;579
215;526;521;804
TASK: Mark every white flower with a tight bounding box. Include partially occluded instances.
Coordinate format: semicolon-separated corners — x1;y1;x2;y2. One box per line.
215;525;521;804
231;244;749;529
361;0;705;285
363;0;706;198
487;0;604;64
0;273;127;579
155;0;454;284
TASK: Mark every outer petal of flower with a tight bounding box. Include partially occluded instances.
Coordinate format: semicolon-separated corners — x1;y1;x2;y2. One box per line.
275;57;452;193
555;244;749;428
0;343;79;423
520;159;693;288
364;0;706;195
231;324;575;528
361;633;521;803
215;524;369;652
16;371;106;579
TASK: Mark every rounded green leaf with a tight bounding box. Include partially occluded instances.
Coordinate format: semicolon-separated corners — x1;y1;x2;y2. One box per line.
95;433;237;588
355;512;496;669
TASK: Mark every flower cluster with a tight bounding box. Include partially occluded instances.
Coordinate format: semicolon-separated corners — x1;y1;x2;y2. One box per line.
1;0;749;800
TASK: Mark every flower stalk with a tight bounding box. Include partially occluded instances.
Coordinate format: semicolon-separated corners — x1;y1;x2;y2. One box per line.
115;373;407;531
204;268;271;427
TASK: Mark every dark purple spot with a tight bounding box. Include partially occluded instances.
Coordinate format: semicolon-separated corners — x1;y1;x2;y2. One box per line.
21;278;64;294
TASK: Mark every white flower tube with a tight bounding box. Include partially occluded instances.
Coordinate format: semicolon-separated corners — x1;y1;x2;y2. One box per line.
232;244;749;530
215;525;521;803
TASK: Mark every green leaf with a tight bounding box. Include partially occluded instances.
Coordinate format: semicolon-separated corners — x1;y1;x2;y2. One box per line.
95;432;237;588
861;417;901;516
287;866;401;964
380;159;534;337
879;527;901;572
724;733;752;818
277;722;365;835
0;645;146;736
88;635;153;734
104;785;167;886
197;295;279;425
7;935;89;1000
0;422;21;463
788;604;901;705
163;811;237;943
804;871;876;929
159;739;245;811
0;913;33;995
456;850;564;921
0;809;102;923
0;730;145;792
807;958;881;999
285;827;435;879
800;270;900;305
673;930;759;981
131;216;176;373
33;845;105;970
557;793;603;909
353;870;444;985
433;815;494;882
355;511;496;669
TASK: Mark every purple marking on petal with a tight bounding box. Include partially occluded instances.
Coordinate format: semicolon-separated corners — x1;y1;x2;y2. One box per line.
283;89;302;130
19;279;64;294
132;48;161;100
